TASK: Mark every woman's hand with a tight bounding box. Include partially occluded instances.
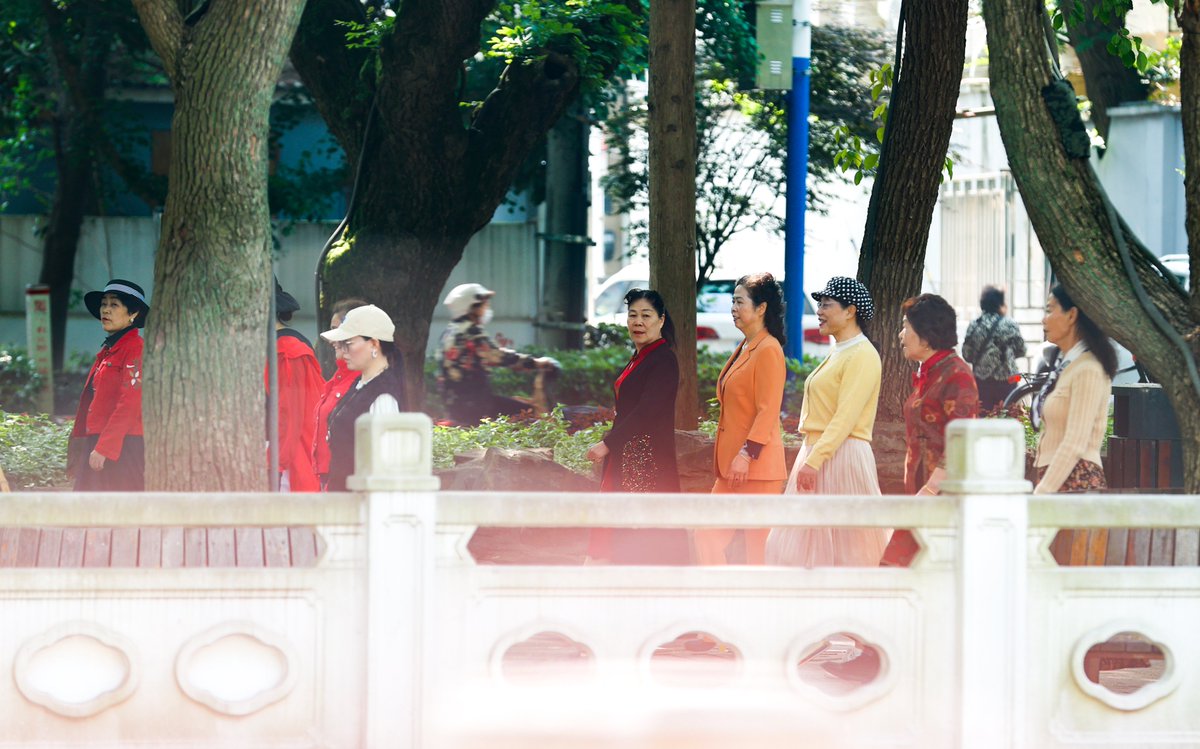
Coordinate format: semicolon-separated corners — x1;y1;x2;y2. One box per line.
728;453;751;486
88;450;106;472
586;441;610;462
795;463;818;492
919;467;946;496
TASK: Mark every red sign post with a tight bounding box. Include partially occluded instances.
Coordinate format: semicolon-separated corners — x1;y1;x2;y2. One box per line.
25;285;54;413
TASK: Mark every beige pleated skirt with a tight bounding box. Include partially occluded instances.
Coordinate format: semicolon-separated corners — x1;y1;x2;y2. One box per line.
765;437;891;567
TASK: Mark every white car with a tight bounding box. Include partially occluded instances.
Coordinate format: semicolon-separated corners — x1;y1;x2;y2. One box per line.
1159;253;1190;291
591;264;830;357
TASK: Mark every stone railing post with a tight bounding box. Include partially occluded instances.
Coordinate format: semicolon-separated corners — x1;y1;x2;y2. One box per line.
353;413;439;749
940;418;1031;749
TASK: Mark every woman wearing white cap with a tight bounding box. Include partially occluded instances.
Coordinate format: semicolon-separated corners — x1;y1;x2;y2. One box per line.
320;304;405;492
69;279;150;491
766;276;890;567
436;282;558;425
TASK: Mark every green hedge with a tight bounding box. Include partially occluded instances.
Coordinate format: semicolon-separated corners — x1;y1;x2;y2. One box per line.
0;411;71;489
424;344;819;416
432;406;610;474
0;349;45;413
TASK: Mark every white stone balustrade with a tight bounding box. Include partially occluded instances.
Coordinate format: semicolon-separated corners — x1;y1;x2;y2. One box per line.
0;415;1194;748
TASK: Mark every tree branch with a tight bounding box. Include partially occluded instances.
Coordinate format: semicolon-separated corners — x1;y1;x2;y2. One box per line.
131;0;183;81
462;51;581;230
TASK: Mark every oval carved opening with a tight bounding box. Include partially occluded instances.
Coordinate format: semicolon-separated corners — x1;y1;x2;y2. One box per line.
1082;631;1166;696
795;632;884;696
501;631;594;683
649;631;740;687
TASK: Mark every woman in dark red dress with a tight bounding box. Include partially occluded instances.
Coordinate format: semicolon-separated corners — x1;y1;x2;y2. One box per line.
585;289;685;563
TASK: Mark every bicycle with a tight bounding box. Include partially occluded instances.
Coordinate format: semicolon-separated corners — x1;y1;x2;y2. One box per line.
1000;343;1150;414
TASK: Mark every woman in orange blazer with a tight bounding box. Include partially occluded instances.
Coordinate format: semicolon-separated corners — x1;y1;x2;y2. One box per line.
695;272;788;565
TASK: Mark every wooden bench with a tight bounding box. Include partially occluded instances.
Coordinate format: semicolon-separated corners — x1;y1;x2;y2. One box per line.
0;526;322;568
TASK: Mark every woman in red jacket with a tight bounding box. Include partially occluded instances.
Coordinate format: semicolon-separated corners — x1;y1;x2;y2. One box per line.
70;279;149;491
270;279;324;492
313;297;367;490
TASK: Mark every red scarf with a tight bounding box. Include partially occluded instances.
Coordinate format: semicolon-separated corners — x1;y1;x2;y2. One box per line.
911;349;954;395
614;337;668;397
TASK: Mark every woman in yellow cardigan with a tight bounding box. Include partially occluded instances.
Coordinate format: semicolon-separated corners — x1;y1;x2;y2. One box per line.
695;272;788;565
767;277;890;567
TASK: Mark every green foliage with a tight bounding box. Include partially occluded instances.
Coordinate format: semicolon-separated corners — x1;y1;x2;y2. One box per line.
0;411;71;488
1051;0;1179;77
0;348;44;413
487;1;645;94
432;406;610;474
832;61;954;185
602;76;787;278
424;341;818;418
337;7;396;50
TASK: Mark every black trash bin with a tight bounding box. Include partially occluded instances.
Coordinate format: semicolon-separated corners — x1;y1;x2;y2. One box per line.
1107;384;1182;490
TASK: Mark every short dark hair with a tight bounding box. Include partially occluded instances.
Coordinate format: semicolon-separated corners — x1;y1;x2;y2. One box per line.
332;297;370;320
902;294;958;350
980;285;1005;314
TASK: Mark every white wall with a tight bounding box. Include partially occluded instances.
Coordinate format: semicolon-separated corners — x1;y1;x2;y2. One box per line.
0;216;542;361
1094;103;1186;257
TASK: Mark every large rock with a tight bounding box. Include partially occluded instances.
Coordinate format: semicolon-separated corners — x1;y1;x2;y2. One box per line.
436;447;599;492
674;430;715;493
675;430;802;492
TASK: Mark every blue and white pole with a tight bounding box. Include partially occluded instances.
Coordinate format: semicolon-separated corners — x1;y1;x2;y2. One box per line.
783;0;811;360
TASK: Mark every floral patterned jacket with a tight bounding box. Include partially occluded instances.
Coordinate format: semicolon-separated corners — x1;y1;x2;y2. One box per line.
904;352;979;494
436;317;537;417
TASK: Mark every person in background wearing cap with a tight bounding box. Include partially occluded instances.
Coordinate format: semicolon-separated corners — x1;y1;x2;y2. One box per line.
437;283;559;426
69;279;149;491
268;279;323;492
311;297;368;490
320;304;405;492
766;276;890;567
695;272;789;566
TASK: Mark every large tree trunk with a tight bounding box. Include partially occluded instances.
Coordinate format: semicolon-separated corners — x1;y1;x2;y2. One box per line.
857;0;968;427
293;1;639;413
1065;0;1149;144
1180;2;1200;324
983;0;1200;492
39;124;93;374
648;0;700;429
36;2;112;372
542;112;590;350
134;0;306;491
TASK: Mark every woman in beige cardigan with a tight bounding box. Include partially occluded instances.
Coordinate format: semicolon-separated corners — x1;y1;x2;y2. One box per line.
1032;283;1117;494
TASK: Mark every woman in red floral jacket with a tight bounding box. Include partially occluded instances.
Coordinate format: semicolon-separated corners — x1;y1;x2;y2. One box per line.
70;279;149;491
884;294;979;565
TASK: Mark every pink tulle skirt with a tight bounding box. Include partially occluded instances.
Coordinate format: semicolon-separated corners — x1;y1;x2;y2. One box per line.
765;437;891;567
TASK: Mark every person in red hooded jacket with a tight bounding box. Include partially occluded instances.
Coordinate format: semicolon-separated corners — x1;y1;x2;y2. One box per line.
268;279;324;492
70;279;149;491
312;297;367;489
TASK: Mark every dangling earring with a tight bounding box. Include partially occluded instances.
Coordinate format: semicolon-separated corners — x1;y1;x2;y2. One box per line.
371;348;378;359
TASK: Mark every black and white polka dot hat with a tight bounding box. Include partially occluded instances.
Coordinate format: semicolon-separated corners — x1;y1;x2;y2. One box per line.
811;277;875;320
